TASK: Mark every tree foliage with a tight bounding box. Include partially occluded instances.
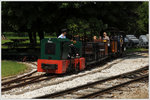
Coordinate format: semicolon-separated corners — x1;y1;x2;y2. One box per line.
2;2;148;43
136;2;148;34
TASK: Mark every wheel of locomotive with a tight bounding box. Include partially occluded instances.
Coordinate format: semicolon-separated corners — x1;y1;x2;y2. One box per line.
66;63;76;74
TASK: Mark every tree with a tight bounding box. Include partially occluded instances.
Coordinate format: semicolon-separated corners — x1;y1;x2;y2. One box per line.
2;1;148;42
2;2;59;44
136;2;148;35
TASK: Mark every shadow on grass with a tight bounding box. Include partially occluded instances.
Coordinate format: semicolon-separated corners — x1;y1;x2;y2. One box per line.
2;43;41;62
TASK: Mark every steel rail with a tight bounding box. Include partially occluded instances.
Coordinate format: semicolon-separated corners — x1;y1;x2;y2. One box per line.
2;75;56;92
2;70;37;85
34;65;148;99
79;74;148;98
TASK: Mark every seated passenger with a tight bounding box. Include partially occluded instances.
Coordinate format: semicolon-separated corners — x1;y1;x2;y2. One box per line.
103;32;110;46
93;36;102;42
98;36;102;42
58;29;67;39
93;36;98;42
103;32;109;41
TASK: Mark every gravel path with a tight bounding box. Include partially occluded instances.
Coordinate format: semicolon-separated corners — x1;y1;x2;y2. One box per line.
2;52;149;99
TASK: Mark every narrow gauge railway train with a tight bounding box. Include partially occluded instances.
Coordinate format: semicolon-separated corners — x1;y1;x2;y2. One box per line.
37;33;125;74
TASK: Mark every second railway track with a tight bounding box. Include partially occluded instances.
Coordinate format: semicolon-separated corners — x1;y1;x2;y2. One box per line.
2;74;57;92
2;62;38;83
1;62;57;92
34;65;148;99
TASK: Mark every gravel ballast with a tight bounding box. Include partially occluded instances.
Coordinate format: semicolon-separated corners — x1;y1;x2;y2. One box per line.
2;52;149;99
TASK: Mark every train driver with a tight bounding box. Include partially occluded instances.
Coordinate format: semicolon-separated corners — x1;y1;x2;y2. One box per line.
58;29;67;39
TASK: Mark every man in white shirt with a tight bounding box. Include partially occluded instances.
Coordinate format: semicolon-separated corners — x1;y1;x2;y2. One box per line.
58;29;67;39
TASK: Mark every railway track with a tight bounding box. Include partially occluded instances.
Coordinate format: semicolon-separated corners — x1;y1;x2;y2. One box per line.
2;53;147;94
2;62;37;81
2;70;37;86
1;58;122;93
1;52;124;82
34;65;148;99
2;74;56;92
13;58;126;95
1;62;57;92
1;52;136;84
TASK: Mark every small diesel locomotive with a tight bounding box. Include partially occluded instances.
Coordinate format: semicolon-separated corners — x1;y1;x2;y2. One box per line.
37;35;124;74
37;38;85;74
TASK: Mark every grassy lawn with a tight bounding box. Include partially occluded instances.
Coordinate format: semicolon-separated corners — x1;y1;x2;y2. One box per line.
2;36;57;49
126;48;148;53
1;39;12;44
2;60;28;78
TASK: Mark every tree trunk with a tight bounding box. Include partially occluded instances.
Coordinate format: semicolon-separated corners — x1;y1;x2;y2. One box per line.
33;32;37;44
91;30;93;42
28;31;34;44
56;30;60;38
38;31;44;43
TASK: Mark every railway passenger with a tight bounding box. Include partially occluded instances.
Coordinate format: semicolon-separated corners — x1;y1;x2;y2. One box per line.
93;36;97;42
103;32;110;46
93;36;102;42
98;36;102;42
103;32;110;41
58;29;67;39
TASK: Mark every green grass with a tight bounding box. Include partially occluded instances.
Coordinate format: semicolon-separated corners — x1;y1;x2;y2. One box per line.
126;48;148;53
1;39;12;44
2;36;57;48
2;60;28;78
